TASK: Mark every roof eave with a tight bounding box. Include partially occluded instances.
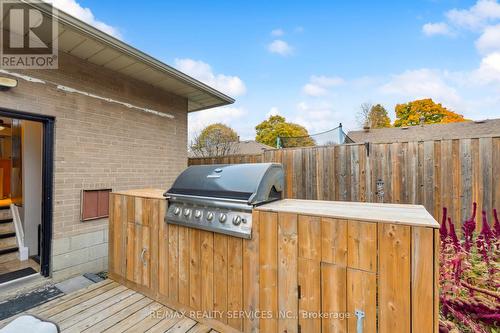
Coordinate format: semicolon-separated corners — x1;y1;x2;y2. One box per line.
189;101;235;112
26;1;235;112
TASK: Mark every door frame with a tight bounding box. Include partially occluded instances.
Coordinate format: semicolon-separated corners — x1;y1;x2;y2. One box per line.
0;107;54;277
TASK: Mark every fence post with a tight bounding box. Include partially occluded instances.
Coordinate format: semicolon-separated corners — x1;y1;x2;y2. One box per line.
338;123;343;144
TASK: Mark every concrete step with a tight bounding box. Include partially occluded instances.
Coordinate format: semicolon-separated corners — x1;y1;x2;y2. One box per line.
0;222;14;234
0;236;17;249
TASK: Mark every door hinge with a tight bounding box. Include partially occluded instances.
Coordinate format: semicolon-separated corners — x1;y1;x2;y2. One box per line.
297;285;301;299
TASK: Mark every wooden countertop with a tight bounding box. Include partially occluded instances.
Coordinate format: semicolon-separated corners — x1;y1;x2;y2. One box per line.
112;188;166;199
257;199;439;228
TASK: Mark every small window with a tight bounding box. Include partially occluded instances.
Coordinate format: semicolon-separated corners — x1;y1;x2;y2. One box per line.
81;189;111;221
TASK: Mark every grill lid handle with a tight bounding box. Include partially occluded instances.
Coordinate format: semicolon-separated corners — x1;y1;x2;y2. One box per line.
247;164;284;205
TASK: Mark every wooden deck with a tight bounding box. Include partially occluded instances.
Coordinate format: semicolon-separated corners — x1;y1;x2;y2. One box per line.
0;279;220;333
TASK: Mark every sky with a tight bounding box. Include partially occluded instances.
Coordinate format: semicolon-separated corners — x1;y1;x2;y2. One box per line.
50;0;500;141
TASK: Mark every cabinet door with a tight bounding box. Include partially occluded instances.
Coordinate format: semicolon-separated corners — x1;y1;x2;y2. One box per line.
321;263;347;333
298;258;321;333
126;222;151;288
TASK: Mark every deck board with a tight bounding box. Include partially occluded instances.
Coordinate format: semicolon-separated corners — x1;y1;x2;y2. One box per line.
165;317;197;332
145;314;184;333
0;280;229;333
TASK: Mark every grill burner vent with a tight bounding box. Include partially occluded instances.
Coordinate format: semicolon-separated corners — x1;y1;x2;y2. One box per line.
164;163;284;239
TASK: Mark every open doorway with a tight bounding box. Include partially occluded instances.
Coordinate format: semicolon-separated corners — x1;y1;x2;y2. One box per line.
0;109;54;284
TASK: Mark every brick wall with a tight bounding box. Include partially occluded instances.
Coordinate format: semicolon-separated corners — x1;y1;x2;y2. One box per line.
0;52;188;279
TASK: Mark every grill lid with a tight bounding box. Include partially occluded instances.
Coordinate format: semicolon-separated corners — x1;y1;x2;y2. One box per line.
165;163;284;205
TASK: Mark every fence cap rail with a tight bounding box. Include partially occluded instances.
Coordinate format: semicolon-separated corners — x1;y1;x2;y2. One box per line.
256;199;439;228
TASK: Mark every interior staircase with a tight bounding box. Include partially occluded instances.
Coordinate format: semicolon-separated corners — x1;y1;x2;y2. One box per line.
0;206;17;264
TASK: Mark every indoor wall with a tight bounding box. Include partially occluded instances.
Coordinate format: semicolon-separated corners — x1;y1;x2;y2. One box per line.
21;120;43;257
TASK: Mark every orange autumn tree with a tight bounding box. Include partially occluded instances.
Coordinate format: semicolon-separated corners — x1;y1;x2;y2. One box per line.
393;98;467;127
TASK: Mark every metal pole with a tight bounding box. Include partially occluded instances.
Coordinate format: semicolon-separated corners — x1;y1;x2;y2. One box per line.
338;123;343;144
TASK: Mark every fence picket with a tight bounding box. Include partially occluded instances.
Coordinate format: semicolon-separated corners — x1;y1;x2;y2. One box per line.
189;137;500;225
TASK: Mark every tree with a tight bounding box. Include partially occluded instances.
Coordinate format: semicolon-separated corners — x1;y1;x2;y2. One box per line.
368;104;391;128
394;98;467;127
356;103;372;128
190;123;239;157
255;115;315;148
357;103;391;129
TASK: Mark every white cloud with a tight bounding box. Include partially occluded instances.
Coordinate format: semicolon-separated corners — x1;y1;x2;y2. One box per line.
188;106;247;141
422;22;453;36
271;29;284;37
50;0;121;38
174;58;246;97
380;69;462;108
302;75;344;96
475;52;500;83
266;106;280;118
268;40;293;56
310;75;344;87
481;51;500;71
418;0;500;92
294;101;341;134
446;0;500;30
422;0;500;38
476;24;500;53
302;83;328;97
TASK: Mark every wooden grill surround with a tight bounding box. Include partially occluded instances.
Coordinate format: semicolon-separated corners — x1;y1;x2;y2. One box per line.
109;189;439;333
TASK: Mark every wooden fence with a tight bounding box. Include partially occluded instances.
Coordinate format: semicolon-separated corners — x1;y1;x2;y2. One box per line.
189;137;500;227
189;153;263;165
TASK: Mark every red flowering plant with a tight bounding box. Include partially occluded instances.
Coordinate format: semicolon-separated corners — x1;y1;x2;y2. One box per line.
439;203;500;333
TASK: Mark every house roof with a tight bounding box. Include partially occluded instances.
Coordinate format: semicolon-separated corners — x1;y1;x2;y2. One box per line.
232;140;274;155
28;2;234;112
347;119;500;143
188;140;274;158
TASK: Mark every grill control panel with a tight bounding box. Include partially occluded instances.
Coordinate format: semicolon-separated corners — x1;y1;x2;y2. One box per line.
166;202;253;239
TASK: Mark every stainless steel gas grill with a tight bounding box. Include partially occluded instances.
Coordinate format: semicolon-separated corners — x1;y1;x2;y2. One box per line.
164;163;284;239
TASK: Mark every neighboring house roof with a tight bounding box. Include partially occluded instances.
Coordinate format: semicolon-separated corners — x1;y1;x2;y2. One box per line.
232;140;274;155
347;119;500;143
189;140;274;158
27;2;234;112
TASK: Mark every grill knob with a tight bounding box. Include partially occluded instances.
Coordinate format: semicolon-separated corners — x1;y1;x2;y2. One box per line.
183;208;191;216
232;215;242;226
219;213;227;223
206;212;214;221
173;207;181;215
194;210;202;219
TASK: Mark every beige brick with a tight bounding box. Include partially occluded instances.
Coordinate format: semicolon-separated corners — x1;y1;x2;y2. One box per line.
0;51;188;278
52;238;70;255
88;243;108;261
52;257;107;281
52;247;90;271
70;230;104;251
